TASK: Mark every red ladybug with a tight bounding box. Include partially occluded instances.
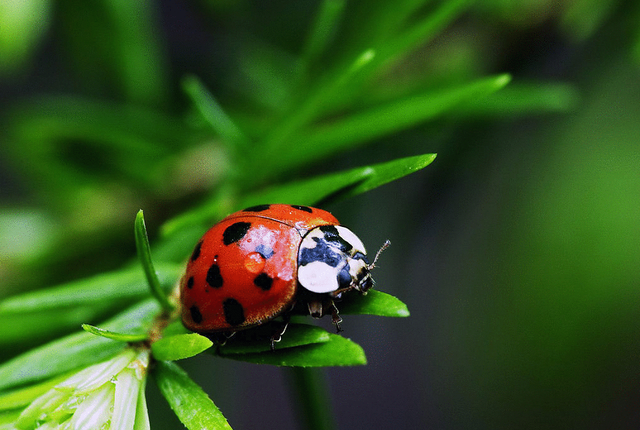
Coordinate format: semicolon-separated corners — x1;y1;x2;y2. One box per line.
179;204;387;344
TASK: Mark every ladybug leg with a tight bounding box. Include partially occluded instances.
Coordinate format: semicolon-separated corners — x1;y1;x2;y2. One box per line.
307;299;324;318
212;331;236;354
270;315;291;351
215;331;236;346
328;301;343;333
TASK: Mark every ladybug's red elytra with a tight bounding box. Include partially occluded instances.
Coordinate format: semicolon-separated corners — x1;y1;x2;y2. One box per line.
179;204;387;346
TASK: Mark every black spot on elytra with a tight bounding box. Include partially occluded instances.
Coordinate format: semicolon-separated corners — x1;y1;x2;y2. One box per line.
255;244;274;259
243;204;271;212
223;222;251;245
254;273;273;290
291;205;313;213
223;298;245;326
206;264;223;289
190;241;203;261
190;305;203;324
186;276;194;289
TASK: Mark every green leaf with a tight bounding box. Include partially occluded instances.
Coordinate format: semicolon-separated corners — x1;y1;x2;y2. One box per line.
0;0;51;74
0;263;180;314
0;333;122;394
216;323;331;355
162;320;191;337
151;334;213;361
250;48;378;174
153;361;232;430
5;97;191;191
301;0;346;66
56;1;168;106
376;0;471;71
182;75;248;149
244;152;437;208
134;376;151;430
223;333;366;367
135;210;174;312
248;74;507;182
298;74;508;154
457;82;580;116
163;153;436;237
0;263;180;347
0;304;116;350
338;290;410;317
0;299;160;391
0;409;22;426
0;373;70;411
81;324;149;342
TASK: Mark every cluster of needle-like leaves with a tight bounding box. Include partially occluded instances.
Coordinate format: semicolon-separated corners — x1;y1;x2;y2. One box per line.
0;0;583;428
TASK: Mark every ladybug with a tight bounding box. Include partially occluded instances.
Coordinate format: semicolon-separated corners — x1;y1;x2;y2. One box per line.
179;204;387;346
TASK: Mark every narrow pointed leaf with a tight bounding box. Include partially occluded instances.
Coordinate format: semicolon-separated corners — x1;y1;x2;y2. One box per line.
6;97;191;191
0;410;21;426
338;290;410;317
153;361;232;430
182;75;248;148
112;368;143;430
162;320;191;337
0;263;180;314
260;48;377;157
81;324;149;342
223;333;366;367
0;263;180;347
164;153;436;237
0;373;70;410
457;82;580;116
298;75;508;157
245;153;437;208
301;0;346;65
0;299;159;391
134;377;151;430
249;75;508;181
151;333;213;361
135;210;174;312
0;333;123;393
216;323;331;355
378;0;471;68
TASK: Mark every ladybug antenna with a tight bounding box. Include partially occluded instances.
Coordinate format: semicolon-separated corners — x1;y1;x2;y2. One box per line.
368;239;390;270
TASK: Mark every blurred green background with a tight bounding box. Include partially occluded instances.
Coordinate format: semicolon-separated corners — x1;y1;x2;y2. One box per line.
1;0;639;429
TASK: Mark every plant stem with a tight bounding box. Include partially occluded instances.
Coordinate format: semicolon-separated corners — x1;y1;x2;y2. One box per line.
287;368;336;430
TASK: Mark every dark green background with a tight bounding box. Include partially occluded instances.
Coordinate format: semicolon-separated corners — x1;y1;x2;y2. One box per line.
1;1;639;428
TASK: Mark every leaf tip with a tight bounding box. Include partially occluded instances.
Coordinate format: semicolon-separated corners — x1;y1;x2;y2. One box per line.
495;73;512;88
396;307;410;317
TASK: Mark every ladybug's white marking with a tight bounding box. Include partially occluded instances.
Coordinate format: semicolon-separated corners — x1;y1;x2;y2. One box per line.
298;225;371;294
298;260;342;293
334;226;366;255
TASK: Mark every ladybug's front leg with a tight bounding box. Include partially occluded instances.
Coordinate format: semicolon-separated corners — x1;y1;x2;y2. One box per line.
327;301;343;333
305;295;342;332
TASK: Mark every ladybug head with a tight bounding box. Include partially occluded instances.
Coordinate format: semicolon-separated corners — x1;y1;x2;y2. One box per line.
297;225;389;297
356;239;390;294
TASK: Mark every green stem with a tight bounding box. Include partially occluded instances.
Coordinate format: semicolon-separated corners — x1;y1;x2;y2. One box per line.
287;368;336;430
135;210;174;312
